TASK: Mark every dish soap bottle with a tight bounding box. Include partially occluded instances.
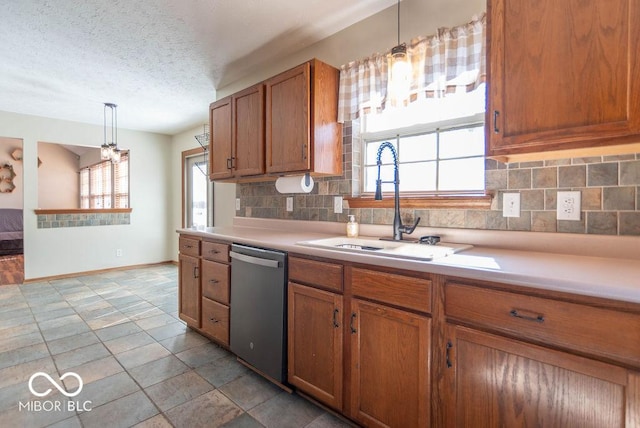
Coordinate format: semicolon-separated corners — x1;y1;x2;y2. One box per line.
346;215;359;238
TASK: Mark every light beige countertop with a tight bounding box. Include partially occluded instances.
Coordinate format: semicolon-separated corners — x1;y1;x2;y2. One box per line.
178;218;640;305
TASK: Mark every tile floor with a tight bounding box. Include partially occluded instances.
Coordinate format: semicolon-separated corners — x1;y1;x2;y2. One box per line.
0;264;352;428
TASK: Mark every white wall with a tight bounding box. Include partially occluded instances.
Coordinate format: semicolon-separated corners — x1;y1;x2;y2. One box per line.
0;110;174;279
37;142;80;209
0;137;23;209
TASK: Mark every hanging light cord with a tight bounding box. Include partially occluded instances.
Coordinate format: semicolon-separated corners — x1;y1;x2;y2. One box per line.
397;0;400;46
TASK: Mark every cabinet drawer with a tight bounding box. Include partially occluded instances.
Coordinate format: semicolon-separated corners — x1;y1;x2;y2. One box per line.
445;283;640;367
351;268;431;314
179;236;200;257
202;241;229;263
201;297;229;347
289;256;343;292
202;260;230;304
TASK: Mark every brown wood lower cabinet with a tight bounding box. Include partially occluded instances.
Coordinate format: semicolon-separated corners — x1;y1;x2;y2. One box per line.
178;253;200;328
201;297;229;346
288;282;343;410
349;298;430;428
444;325;640;427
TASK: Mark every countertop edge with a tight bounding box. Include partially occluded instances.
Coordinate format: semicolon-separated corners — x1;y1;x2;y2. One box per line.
177;227;640;306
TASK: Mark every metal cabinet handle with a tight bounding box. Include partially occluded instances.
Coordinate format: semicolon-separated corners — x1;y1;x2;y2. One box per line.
209;317;220;324
208;279;219;284
510;309;544;323
332;308;340;328
208;249;220;254
350;313;357;334
226;158;232;169
446;341;453;368
193;266;199;279
493;110;500;134
302;143;307;160
183;244;193;249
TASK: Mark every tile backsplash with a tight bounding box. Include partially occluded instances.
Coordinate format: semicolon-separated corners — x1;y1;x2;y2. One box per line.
236;122;640;236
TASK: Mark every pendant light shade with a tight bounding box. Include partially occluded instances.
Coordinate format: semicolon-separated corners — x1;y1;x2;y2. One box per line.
101;102;121;163
390;0;410;102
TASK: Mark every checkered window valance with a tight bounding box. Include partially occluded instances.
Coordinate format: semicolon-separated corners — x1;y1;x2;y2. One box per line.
338;13;486;123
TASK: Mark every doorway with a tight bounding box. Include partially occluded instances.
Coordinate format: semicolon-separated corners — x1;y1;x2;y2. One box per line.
0;137;24;285
182;148;213;229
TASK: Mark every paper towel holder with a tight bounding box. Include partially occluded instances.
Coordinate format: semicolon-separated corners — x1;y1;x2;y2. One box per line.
275;173;314;194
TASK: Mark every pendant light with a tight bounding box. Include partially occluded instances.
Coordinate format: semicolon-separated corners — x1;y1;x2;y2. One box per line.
101;102;121;163
390;0;410;103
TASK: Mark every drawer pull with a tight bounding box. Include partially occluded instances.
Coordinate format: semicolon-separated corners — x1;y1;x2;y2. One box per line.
332;308;340;328
446;341;453;368
208;249;220;254
209;317;220;324
208;279;219;284
183;244;193;249
193;266;199;279
350;313;357;334
510;309;544;323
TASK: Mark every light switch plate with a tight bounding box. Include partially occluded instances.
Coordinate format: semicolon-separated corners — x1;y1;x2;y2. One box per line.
502;193;520;217
557;191;581;221
286;197;293;212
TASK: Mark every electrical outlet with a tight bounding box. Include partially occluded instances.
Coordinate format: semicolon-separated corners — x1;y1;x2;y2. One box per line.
116;249;122;257
502;193;520;217
334;196;343;214
235;198;240;211
286;197;293;212
557;191;581;221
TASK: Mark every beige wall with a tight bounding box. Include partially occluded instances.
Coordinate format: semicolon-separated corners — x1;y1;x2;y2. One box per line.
216;0;486;97
37;142;80;209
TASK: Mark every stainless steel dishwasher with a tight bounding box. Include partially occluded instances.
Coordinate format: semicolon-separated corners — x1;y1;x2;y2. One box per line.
229;243;287;383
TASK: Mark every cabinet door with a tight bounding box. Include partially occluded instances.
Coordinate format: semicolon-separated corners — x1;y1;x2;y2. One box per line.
288;282;343;411
349;299;430;427
265;62;311;173
209;97;233;180
178;254;200;328
487;0;640;157
444;325;634;427
233;84;265;177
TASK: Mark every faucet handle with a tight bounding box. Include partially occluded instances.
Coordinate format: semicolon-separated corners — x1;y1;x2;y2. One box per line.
401;217;421;235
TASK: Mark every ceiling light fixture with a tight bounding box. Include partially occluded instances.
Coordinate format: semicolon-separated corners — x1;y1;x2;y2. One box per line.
390;0;410;103
101;103;121;163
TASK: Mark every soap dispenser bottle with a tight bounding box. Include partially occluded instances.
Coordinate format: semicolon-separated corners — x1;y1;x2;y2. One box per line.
346;215;359;238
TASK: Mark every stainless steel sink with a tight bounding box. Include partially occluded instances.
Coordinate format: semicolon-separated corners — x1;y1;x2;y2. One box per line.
296;237;472;262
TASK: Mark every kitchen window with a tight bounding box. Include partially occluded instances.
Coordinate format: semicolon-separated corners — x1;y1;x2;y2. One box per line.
79;152;129;209
361;83;486;197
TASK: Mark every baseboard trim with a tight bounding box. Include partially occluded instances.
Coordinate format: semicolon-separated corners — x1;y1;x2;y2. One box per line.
24;261;176;283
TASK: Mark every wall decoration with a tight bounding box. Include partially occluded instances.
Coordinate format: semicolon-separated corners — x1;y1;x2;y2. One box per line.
0;163;17;193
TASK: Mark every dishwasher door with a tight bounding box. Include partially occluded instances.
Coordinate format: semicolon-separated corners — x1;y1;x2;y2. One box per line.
229;244;287;383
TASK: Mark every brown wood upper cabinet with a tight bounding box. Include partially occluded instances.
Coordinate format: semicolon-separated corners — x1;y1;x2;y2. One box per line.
209;84;265;180
265;59;342;176
486;0;640;161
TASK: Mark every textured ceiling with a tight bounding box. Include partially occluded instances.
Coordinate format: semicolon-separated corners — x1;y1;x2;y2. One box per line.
0;0;395;135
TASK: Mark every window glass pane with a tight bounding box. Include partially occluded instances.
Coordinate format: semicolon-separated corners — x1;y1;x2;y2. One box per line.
439;126;485;159
365;140;397;166
364;165;395;193
399;161;437;192
399;134;437;162
191;161;208;228
438;157;485;191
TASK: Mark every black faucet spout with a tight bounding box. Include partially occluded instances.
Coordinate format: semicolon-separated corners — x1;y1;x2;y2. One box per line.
375;142;419;241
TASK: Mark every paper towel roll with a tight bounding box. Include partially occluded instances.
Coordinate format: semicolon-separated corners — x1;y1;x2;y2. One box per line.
275;175;314;194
